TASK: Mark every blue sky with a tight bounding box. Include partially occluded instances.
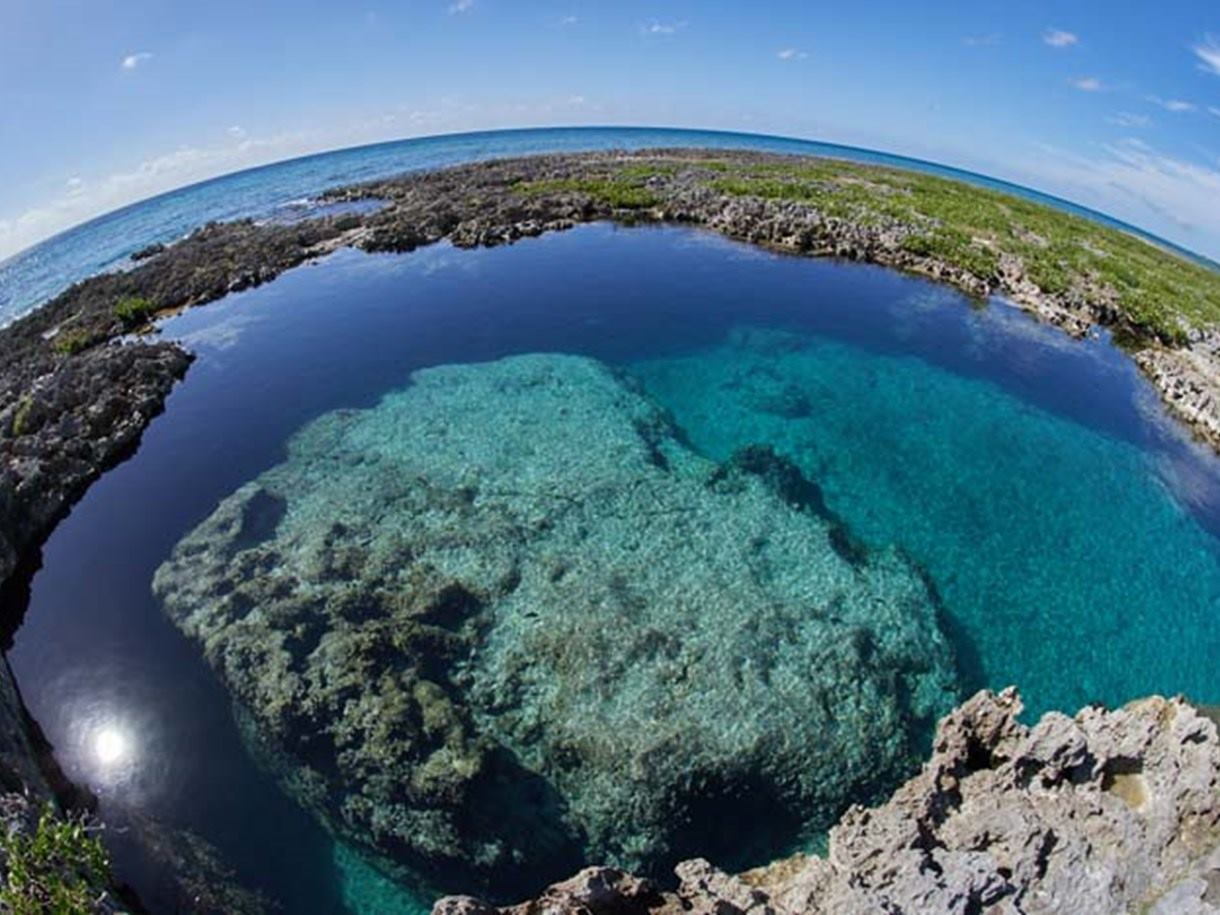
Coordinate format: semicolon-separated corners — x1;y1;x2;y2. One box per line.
2;0;1219;259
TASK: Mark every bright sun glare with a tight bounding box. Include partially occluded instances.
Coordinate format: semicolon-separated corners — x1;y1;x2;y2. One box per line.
93;726;129;766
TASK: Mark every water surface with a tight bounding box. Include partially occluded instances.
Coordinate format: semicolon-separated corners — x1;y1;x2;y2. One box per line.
7;224;1220;910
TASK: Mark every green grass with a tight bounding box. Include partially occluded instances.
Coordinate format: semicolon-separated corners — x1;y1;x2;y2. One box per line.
51;329;95;356
0;805;113;914
10;395;34;437
696;159;1219;343
515;177;660;209
113;294;157;327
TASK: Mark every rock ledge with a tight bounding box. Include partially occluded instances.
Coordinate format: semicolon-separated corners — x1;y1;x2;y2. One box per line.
436;689;1220;915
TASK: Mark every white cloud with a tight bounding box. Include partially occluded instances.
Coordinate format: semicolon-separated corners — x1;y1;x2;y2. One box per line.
227;125;247;138
1148;96;1196;113
1043;29;1078;48
0;131;312;261
642;21;684;36
1027;139;1220;257
1210;106;1220;119
120;52;153;71
560;15;578;26
448;0;473;13
1108;112;1150;128
567;95;586;106
1069;76;1103;91
1194;35;1220;76
962;34;1000;47
776;48;807;61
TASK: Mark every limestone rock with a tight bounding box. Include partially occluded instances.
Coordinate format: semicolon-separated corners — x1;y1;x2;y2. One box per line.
436;689;1220;915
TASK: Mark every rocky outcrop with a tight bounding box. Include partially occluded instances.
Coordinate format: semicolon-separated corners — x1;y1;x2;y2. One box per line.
1136;337;1220;452
436;689;1220;915
153;354;959;900
0;343;191;604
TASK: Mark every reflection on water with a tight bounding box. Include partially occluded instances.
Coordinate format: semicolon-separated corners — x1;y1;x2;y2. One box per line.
91;724;130;768
6;224;1220;911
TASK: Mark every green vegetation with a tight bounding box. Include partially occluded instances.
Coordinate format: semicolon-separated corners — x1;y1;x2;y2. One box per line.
51;330;95;356
10;395;34;437
516;177;660;209
694;158;1220;344
113;295;157;328
0;805;112;914
514;155;1218;343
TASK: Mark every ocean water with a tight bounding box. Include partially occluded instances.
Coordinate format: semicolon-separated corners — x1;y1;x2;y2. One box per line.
4;224;1220;911
2;126;1214;327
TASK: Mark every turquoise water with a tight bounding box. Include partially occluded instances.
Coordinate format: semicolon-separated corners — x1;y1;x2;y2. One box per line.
6;224;1220;910
636;328;1220;718
3;126;1215;326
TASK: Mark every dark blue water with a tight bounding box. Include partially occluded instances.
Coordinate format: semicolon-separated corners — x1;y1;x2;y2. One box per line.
8;224;1220;912
3;126;1214;326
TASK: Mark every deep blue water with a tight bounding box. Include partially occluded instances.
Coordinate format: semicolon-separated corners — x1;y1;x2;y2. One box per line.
2;126;1214;326
6;223;1220;912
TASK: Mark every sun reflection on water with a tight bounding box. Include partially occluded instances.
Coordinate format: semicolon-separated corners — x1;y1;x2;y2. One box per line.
92;725;130;767
67;704;145;794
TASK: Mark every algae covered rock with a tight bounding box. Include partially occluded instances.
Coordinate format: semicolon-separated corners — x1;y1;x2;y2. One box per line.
153;353;958;899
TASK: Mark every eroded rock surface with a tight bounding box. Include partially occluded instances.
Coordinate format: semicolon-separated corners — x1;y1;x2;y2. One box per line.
439;689;1220;915
153;353;958;899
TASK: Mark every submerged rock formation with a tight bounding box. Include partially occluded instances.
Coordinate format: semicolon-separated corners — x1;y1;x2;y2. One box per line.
153;353;958;899
436;689;1220;915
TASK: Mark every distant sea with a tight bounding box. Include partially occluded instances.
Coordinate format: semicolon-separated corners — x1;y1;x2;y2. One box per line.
1;125;1214;327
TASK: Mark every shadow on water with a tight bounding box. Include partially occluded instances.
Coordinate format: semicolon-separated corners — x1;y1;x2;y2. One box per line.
5;223;1220;909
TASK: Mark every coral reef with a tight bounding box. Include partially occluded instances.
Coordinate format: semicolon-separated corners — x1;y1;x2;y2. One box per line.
153;353;958;899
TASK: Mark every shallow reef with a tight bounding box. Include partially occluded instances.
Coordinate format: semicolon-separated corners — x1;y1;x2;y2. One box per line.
633;326;1220;717
153;353;959;899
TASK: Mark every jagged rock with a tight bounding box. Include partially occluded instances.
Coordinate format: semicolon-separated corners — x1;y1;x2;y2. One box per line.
439;690;1220;915
154;353;958;899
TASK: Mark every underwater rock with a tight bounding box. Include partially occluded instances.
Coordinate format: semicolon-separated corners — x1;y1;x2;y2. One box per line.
437;689;1220;915
153;353;958;899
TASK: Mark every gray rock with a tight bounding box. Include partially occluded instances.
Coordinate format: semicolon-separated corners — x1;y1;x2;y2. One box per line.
437;689;1220;915
154;353;958;899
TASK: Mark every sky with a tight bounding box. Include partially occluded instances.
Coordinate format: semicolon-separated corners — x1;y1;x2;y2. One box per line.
1;0;1219;261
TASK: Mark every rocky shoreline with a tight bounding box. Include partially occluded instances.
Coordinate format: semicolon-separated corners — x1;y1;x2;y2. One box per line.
1;148;1219;910
436;689;1220;915
4;148;1220;595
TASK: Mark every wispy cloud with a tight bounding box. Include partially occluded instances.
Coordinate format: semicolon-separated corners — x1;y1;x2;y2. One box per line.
0;131;311;261
1194;35;1220;76
1043;29;1078;48
1210;106;1220;119
1030;139;1220;255
227;125;246;138
1108;111;1151;128
776;48;807;61
448;0;473;13
641;20;685;36
120;52;153;71
1069;76;1103;91
560;15;578;26
1148;96;1196;113
962;34;1000;47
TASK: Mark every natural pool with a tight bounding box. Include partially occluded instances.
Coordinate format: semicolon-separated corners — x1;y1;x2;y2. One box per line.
7;223;1220;911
